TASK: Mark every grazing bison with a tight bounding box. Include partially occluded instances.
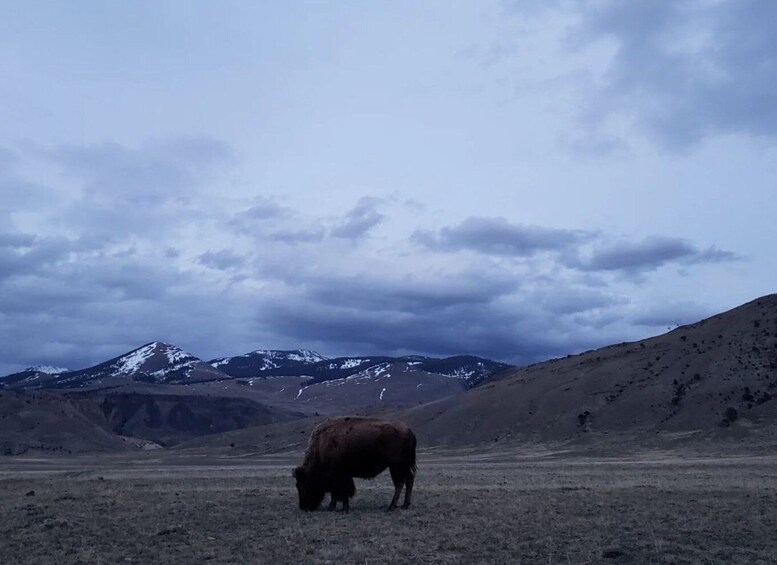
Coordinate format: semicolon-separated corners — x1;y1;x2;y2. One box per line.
293;417;417;512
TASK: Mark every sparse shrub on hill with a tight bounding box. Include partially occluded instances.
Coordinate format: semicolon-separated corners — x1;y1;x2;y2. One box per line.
671;380;688;406
577;411;591;431
721;407;738;427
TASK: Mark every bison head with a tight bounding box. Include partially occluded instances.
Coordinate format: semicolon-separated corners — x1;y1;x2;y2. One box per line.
293;466;325;511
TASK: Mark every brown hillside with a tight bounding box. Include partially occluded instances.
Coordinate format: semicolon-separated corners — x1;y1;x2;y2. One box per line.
400;294;777;446
0;392;148;455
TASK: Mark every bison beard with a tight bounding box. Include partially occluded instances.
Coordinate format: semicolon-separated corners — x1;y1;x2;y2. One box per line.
293;417;417;512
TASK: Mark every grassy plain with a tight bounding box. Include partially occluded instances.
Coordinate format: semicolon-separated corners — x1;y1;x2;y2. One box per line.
2;449;777;564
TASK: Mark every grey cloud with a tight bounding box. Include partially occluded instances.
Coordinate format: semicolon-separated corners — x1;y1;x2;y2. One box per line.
331;197;384;240
268;228;326;244
35;137;235;242
1;147;63;219
568;237;737;274
530;286;626;316
231;198;325;245
690;246;739;265
233;198;291;225
49;136;233;201
198;249;246;271
0;232;36;248
0;234;94;281
572;0;777;147
413;216;590;256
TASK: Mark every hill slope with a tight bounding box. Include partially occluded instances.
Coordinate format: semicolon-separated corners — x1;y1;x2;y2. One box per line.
401;294;777;446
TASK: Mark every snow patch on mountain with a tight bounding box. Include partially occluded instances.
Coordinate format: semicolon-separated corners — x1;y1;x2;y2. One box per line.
333;358;368;370
115;343;157;374
285;350;326;363
210;349;326;372
26;366;69;375
344;363;392;383
439;362;485;379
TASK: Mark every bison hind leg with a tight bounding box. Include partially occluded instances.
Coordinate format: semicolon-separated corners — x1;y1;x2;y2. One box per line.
401;472;414;509
388;466;409;511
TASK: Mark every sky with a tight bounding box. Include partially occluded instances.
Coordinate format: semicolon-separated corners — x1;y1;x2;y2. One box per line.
1;0;776;374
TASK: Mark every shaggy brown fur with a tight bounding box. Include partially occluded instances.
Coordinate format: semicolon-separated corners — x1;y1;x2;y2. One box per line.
293;417;417;512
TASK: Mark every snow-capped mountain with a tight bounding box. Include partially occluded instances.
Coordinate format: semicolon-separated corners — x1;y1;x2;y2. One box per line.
0;342;513;450
234;356;512;413
1;342;228;390
105;341;223;383
208;349;327;377
208;350;509;388
0;366;71;388
302;355;510;388
1;344;511;397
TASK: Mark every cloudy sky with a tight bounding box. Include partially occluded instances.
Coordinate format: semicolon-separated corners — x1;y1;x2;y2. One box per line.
2;1;776;374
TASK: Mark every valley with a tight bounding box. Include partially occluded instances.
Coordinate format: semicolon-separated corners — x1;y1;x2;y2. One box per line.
2;448;777;563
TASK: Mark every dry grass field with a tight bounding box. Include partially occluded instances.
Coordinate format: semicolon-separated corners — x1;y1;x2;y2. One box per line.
2;449;777;564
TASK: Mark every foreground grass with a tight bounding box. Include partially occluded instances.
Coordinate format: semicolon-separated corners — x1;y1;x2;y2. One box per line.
2;452;777;563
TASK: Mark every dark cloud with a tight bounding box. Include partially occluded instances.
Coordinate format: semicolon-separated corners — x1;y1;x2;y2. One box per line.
572;0;777;147
0;250;229;373
0;233;97;282
241;260;635;366
331;197;384;240
307;270;518;313
413;217;589;256
257;294;559;364
567;237;738;274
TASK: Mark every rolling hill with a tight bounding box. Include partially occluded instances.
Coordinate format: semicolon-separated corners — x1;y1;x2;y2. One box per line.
400;294;777;446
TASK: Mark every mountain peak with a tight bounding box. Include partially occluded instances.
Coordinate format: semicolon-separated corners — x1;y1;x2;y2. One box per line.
112;342;199;377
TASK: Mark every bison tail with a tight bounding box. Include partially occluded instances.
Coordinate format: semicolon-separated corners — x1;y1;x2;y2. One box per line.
408;431;417;476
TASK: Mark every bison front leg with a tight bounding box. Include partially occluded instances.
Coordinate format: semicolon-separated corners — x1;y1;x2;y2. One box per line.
327;495;337;511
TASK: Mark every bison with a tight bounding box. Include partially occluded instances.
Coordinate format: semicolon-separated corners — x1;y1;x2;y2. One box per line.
293;417;417;512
